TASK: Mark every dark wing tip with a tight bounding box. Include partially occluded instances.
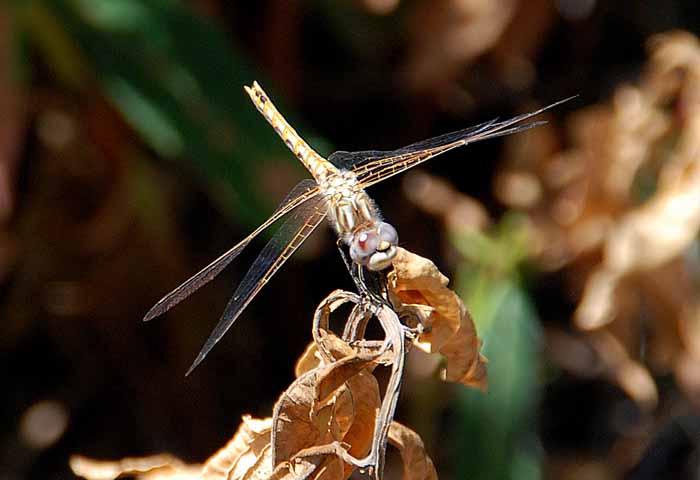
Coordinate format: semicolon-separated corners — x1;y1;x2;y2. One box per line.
185;356;202;377
183;310;234;376
142;303;164;322
550;94;579;109
185;334;219;376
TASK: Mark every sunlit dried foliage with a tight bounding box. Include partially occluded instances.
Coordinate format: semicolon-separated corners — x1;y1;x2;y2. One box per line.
389;248;488;390
402;0;556;100
354;0;400;16
71;249;482;480
70;454;201;480
495;30;700;408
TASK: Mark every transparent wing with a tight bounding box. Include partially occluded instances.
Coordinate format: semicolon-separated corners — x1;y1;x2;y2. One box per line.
327;119;500;170
143;179;321;322
348;96;575;189
185;194;329;375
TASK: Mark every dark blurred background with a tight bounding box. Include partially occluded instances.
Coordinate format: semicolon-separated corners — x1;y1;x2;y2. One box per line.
3;1;700;479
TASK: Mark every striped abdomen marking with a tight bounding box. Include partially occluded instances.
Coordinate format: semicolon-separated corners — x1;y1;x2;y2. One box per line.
244;82;337;181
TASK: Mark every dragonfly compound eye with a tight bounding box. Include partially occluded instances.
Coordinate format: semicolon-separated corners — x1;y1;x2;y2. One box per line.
377;222;398;250
350;229;379;266
350;223;398;271
367;222;398;271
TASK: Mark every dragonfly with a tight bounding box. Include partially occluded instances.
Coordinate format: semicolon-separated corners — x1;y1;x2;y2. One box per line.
144;81;572;374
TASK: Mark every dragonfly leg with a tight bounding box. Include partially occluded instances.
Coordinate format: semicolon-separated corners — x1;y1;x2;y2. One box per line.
358;265;391;308
336;239;370;296
336;238;395;325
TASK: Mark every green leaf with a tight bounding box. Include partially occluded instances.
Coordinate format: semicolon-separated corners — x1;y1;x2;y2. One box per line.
451;220;543;480
25;0;319;225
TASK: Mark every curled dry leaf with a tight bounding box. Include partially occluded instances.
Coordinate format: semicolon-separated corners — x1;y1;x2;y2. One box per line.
272;344;382;468
202;415;273;480
295;341;325;378
338;373;381;475
273;369;337;466
388;422;438;480
390;247;488;390
293;330;389;473
295;331;356;378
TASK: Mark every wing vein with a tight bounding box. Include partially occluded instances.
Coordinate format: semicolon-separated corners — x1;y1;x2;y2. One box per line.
185;195;329;374
352;97;575;187
143;179;321;322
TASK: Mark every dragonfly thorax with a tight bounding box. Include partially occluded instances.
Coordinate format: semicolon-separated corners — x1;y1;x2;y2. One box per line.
324;174;399;271
328;189;377;236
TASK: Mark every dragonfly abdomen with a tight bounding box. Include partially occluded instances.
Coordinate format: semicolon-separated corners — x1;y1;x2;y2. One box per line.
245;82;337;182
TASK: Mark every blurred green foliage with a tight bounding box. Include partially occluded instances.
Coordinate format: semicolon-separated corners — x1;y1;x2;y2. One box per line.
13;0;320;225
452;216;543;480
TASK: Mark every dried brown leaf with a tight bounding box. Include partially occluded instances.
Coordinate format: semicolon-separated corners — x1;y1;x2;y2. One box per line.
339;372;381;477
605;162;700;274
388;422;438;480
241;445;274;480
70;454;200;480
391;248;488;390
576;160;700;330
274;447;344;480
491;29;700;407
590;332;658;410
202;415;273;480
391;249;459;352
437;310;489;389
273;369;328;465
316;353;381;406
295;341;322;377
295;331;360;378
330;386;356;443
274;345;380;466
403;0;518;92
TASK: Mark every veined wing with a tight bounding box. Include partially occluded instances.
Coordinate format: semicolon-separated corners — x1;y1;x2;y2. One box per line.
185;194;329;375
143;179;321;323
327;119;500;170
339;96;575;189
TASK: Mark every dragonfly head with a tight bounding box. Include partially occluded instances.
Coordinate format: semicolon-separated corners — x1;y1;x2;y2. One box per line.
350;222;399;271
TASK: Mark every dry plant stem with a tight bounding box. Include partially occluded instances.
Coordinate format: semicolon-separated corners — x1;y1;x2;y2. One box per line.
343;304;372;342
312;290;363;364
310;289;407;480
